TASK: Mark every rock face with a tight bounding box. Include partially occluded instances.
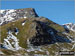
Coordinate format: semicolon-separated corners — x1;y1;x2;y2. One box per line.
0;8;75;56
29;21;71;46
0;8;38;25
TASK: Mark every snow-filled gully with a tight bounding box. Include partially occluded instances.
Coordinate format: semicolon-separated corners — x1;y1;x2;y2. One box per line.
3;32;21;51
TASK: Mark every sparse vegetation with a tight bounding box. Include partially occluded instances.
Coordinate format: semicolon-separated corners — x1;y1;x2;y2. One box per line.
0;8;74;56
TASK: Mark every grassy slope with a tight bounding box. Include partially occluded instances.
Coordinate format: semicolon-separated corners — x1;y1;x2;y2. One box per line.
1;17;66;47
0;17;74;56
1;18;36;48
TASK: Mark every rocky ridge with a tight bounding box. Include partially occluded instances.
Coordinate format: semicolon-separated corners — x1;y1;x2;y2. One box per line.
0;8;38;25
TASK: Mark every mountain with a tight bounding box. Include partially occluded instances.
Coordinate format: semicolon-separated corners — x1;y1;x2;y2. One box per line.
0;8;75;56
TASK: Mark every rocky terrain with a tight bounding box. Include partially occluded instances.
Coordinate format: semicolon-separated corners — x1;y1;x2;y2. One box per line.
0;8;38;25
63;23;75;32
0;8;75;56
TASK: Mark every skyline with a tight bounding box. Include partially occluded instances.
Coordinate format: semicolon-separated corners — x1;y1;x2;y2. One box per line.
1;1;75;24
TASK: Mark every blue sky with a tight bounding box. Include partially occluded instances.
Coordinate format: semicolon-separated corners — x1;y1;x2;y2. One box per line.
1;1;74;24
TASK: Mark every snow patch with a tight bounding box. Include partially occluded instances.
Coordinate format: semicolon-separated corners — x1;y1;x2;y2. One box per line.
71;44;75;50
22;20;26;26
0;10;5;13
0;9;16;25
0;51;4;54
63;23;75;32
22;22;25;26
24;16;27;18
7;9;15;14
3;32;21;51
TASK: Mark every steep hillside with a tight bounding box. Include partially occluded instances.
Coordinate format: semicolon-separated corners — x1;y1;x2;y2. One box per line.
0;8;75;56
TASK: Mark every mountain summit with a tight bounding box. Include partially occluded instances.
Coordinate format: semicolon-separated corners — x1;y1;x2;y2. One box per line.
0;8;75;56
0;8;38;25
